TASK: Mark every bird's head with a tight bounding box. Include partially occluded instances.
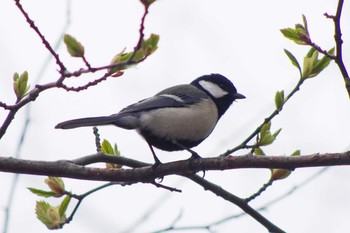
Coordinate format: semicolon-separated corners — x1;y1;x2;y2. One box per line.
191;73;245;118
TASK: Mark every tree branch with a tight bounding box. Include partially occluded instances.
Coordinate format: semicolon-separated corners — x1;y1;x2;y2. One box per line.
0;152;349;182
186;174;285;233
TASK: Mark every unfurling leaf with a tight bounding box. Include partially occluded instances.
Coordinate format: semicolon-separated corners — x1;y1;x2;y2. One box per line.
36;201;65;229
108;34;159;74
101;139;115;155
259;122;273;146
280;15;310;45
302;47;334;79
59;196;71;218
302;48;318;79
272;128;282;138
312;48;335;74
13;71;30;100
141;33;159;56
108;48;128;74
130;34;160;62
284;49;301;74
101;139;122;169
258;122;281;146
64;34;85;57
28;187;56;198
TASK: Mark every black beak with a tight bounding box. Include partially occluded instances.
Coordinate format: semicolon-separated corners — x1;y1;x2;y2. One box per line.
234;93;246;99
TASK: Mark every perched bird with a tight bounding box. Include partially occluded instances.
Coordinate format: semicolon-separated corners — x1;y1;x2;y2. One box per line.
55;73;245;165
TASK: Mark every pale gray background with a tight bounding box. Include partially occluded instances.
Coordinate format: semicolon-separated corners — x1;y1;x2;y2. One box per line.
1;0;350;232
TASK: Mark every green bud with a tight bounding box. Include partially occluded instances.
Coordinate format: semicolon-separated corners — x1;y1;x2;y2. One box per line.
108;48;130;74
63;34;85;57
258;122;281;146
45;177;65;197
259;134;275;146
258;122;273;146
302;48;318;79
274;90;285;111
302;48;334;80
141;34;159;56
271;168;292;181
13;71;30;100
254;147;265;156
129;34;160;63
290;149;301;156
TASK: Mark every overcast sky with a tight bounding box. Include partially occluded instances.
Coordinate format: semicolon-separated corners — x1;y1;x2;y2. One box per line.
1;0;350;232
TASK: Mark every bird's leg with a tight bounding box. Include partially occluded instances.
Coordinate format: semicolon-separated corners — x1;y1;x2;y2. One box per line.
147;142;162;167
172;141;202;159
173;141;205;177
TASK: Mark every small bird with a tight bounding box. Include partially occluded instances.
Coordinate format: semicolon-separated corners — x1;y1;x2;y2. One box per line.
55;74;245;165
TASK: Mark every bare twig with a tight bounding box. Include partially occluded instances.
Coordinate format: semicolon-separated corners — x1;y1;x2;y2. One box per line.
245;179;274;203
186;174;285;233
325;0;350;97
157;167;329;232
122;179;186;233
220;78;305;156
307;40;335;60
64;182;120;225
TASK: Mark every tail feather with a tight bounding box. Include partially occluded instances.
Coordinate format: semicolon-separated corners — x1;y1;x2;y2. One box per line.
55;116;117;129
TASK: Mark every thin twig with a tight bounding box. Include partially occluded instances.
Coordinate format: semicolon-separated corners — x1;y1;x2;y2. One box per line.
186;174;285;233
245;179;274;203
179;167;329;231
220;78;304;157
64;182;121;225
325;0;350;97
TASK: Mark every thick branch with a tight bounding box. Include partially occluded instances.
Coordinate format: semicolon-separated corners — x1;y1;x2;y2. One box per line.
0;152;349;182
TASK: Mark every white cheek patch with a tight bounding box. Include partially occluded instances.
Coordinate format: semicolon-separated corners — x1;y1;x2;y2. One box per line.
198;80;228;98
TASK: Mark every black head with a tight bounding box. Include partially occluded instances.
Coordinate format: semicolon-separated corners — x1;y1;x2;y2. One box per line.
191;73;245;118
